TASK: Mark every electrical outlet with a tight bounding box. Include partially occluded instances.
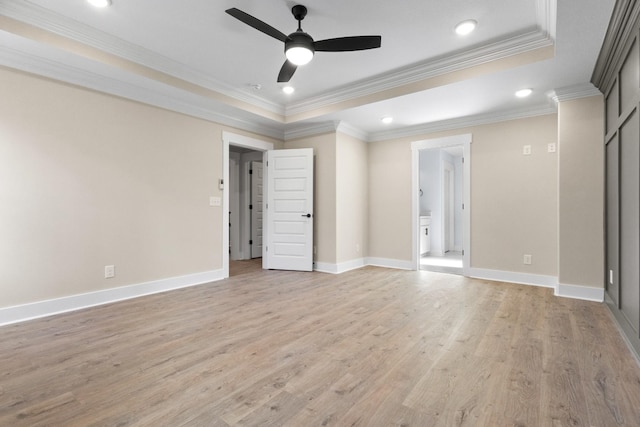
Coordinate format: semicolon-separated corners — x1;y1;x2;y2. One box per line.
209;196;221;207
105;265;115;278
523;254;532;265
523;145;532;155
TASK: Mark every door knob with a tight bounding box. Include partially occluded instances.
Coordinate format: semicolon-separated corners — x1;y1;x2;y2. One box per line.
301;213;311;218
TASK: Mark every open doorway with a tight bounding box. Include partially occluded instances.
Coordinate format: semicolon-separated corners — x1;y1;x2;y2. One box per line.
418;147;463;274
222;132;274;278
229;145;263;262
411;134;471;275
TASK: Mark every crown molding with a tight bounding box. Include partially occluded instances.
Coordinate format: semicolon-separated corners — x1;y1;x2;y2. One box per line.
368;104;557;142
3;0;557;126
1;40;559;146
283;120;369;142
336;122;369;141
283;121;339;141
550;83;603;103
285;0;556;117
591;0;640;91
0;44;285;140
0;0;285;116
285;30;554;117
536;0;557;39
282;102;558;143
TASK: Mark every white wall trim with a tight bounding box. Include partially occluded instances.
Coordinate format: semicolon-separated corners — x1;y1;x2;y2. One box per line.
468;268;557;288
555;283;605;302
0;270;224;327
365;257;414;270
315;259;367;274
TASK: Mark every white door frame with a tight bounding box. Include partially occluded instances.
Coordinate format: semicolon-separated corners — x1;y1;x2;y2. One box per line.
222;132;273;278
250;160;264;258
240;152;263;259
442;160;455;253
411;134;471;274
229;152;242;260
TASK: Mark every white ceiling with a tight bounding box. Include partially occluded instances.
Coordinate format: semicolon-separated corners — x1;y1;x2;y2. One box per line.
0;0;615;141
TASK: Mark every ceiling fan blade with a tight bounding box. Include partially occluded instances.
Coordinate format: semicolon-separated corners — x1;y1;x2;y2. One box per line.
277;60;297;83
225;8;288;42
314;36;382;52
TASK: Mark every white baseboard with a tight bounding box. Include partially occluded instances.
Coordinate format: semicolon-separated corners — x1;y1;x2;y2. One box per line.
468;268;557;288
315;258;366;274
555;283;604;302
365;257;414;270
0;269;224;327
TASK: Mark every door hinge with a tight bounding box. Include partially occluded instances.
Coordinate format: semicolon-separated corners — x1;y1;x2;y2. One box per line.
266;246;268;252
462;157;465;164
249;169;253;175
462;249;465;256
249;204;253;210
462;203;465;209
249;240;253;245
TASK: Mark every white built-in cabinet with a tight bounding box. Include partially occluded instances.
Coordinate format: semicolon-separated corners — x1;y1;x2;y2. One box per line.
419;216;431;256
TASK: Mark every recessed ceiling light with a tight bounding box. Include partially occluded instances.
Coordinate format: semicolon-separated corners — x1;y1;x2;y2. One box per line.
282;86;295;95
515;88;533;98
455;20;477;36
87;0;111;7
381;117;393;124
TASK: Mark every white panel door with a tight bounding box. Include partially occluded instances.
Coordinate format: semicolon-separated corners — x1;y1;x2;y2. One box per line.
266;148;314;271
250;161;263;258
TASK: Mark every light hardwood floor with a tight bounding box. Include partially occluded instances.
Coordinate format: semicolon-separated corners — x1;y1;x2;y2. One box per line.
1;260;640;426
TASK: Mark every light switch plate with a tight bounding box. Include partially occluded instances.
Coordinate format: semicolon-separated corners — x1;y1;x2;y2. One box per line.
523;145;532;155
209;196;221;207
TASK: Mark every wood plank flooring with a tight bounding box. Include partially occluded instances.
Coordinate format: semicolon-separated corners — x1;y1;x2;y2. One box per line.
1;260;640;426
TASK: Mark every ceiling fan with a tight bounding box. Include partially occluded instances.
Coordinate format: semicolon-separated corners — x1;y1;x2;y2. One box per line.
225;5;382;83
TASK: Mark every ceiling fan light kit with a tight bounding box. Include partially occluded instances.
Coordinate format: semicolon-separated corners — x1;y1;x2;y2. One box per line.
285;36;315;65
225;4;382;82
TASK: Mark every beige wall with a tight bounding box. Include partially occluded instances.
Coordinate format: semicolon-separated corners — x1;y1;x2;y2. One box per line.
284;133;337;265
0;68;277;308
369;114;559;276
558;96;605;288
1;64;606;310
368;135;414;262
470;115;558;274
336;132;368;263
